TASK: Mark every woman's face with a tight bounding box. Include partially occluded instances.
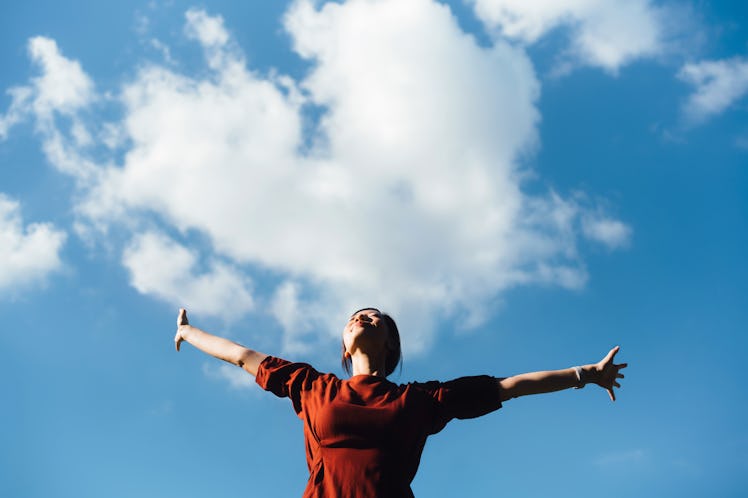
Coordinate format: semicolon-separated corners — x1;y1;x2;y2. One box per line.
342;308;389;355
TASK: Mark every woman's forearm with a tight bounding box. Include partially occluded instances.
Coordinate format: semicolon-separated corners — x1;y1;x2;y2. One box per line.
498;365;595;401
179;325;268;376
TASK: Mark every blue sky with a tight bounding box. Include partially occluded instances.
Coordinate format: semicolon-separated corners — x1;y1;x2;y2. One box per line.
1;1;747;497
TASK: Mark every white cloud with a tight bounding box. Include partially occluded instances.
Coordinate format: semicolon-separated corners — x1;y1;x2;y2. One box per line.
678;56;748;124
82;0;548;352
0;87;32;140
184;8;230;47
27;37;95;119
149;38;176;65
470;0;664;73
122;231;254;320
0;194;66;294
99;122;127;150
184;8;236;71
3;2;630;355
0;36;98;180
271;281;313;354
582;214;632;249
269;280;340;355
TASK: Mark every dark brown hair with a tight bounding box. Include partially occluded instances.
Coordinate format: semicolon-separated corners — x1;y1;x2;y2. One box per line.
341;308;402;377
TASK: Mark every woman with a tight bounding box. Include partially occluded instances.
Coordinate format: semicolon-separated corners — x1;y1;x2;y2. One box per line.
174;307;626;498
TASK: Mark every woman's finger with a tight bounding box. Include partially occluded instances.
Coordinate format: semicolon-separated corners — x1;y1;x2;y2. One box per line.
178;308;189;326
607;388;616;402
616;373;625;379
602;346;620;364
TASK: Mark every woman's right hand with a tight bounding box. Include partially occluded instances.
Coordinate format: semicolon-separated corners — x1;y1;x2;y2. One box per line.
175;308;189;351
590;346;627;401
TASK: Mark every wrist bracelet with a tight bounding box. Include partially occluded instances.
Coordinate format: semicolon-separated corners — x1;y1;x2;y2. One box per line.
573;366;585;389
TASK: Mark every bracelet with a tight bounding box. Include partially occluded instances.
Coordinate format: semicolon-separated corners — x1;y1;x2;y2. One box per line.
573;366;585;389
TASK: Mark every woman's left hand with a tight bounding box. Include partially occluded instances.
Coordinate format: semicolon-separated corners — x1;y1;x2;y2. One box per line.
591;346;627;401
174;308;190;352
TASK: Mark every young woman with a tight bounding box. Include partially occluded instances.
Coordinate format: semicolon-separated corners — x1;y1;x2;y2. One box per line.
174;307;626;498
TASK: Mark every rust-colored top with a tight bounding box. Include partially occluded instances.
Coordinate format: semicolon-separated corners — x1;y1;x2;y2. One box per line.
256;356;502;498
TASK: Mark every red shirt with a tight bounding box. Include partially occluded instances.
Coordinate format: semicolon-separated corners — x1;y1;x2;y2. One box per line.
256;356;502;498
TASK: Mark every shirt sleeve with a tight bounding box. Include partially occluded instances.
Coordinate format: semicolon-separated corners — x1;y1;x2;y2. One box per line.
417;375;503;435
255;356;322;415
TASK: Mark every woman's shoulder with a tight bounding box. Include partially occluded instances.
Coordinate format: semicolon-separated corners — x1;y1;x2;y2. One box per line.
257;356;345;406
258;355;341;383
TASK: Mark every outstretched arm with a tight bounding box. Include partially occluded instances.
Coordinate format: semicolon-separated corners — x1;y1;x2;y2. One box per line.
174;308;269;376
499;346;627;402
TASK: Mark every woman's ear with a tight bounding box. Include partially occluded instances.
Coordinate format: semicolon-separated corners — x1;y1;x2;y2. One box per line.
344;350;351;359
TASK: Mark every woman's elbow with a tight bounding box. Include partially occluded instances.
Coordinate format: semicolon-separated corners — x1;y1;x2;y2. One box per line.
234;348;253;367
498;377;518;401
236;348;264;376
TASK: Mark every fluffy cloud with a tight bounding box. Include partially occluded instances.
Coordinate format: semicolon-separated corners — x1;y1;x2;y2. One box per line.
0;87;32;140
0;194;66;294
122;231;254;320
470;0;664;73
26;37;95;119
270;281;319;354
582;216;631;249
184;8;230;47
0;36;98;180
2;1;630;355
678;56;748;124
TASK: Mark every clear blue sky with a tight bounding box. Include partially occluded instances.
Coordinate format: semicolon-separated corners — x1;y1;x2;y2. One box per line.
1;1;746;497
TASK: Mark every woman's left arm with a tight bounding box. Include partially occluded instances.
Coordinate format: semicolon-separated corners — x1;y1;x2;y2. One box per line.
499;346;627;402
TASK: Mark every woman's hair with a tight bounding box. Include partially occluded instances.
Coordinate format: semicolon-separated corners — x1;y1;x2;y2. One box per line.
341;308;402;378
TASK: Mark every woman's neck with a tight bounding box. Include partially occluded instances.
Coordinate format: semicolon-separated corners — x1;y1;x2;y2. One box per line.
349;350;387;377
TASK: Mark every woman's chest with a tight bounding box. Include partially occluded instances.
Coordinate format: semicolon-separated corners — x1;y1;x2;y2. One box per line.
307;386;429;448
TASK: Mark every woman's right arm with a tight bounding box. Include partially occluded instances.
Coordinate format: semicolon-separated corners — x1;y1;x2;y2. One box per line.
174;308;269;377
